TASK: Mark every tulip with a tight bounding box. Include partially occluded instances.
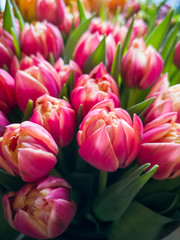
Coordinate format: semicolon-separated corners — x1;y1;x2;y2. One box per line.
15;55;62;112
113;25;129;45
54;58;82;85
123;0;140;18
0;28;15;69
30;94;76;147
21;21;64;61
70;63;120;118
0;111;9;137
126;18;147;40
14;0;37;22
121;38;164;89
36;0;65;25
2;175;77;239
0;69;17;114
89;17;114;36
74;31;116;72
144;74;180;124
137;112;180;180
77;99;143;171
173;40;180;69
0;121;58;182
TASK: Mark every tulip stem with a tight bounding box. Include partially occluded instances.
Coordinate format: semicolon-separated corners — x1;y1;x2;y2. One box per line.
127;88;138;109
98;171;108;194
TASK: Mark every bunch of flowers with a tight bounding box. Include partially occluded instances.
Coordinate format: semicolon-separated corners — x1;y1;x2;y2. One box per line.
0;0;180;239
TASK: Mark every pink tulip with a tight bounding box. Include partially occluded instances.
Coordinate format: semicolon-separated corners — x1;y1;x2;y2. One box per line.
126;18;147;39
74;31;116;72
0;111;9;137
70;63;120;118
0;121;58;182
0;28;15;69
36;0;65;25
15;55;62;111
30;94;76;147
77;99;143;171
173;40;180;69
144;74;180;123
21;21;64;61
137;112;180;180
0;69;17;114
2;175;77;239
121;38;164;89
123;0;140;18
89;17;114;36
113;25;129;45
54;58;82;85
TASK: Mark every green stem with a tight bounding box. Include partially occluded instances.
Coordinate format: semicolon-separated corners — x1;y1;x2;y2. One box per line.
22;99;33;121
127;88;138;109
98;171;108;194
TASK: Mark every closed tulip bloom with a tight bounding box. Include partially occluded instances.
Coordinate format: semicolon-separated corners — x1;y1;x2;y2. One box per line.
121;38;163;89
70;63;120;118
144;74;180;123
36;0;65;25
89;17;114;36
3;175;77;239
14;0;37;22
0;111;9;137
0;69;17;114
77;100;143;171
173;40;180;69
54;58;82;85
30;94;76;147
126;18;147;40
21;21;64;61
15;55;62;111
137;112;180;180
0;121;58;182
59;10;79;36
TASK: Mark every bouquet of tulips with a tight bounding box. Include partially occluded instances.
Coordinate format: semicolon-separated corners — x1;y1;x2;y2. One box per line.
0;0;180;239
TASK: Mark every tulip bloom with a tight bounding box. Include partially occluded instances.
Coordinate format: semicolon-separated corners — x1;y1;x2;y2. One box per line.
77;100;143;171
0;111;9;137
54;58;82;85
173;40;180;69
89;17;114;36
137;112;180;180
0;121;58;182
70;63;120;118
0;69;17;114
121;38;163;89
3;175;77;239
36;0;65;25
15;55;62;111
30;94;76;147
74;31;116;72
21;21;64;61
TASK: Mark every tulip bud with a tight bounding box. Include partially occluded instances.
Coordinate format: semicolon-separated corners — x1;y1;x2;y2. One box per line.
30;94;76;147
173;40;180;69
137;112;180;180
0;69;17;114
0;111;9;137
0;121;58;182
89;17;114;36
121;38;164;89
21;21;64;61
3;175;77;239
15;55;62;112
70;63;120;118
36;0;65;25
77;99;143;171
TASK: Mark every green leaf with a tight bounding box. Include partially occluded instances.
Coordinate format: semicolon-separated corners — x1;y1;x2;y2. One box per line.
49;52;55;65
77;0;87;23
110;43;121;87
63;16;94;63
121;15;135;57
59;84;68;99
93;164;158;221
145;9;174;50
100;1;107;21
22;99;33;121
0;169;24;191
11;27;21;60
10;0;25;31
106;201;173;240
66;70;75;97
127;97;155;118
112;6;121;24
83;36;106;73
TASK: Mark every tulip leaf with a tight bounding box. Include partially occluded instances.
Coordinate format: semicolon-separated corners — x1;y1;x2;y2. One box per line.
93;164;158;221
100;1;107;21
77;0;87;23
145;9;174;50
121;15;135;57
49;52;55;65
83;36;106;73
0;169;24;191
112;6;121;24
106;201;174;240
59;84;68;99
110;43;121;87
10;0;25;31
22;99;33;121
66;70;75;97
127;97;155;118
11;27;21;60
64;16;94;63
